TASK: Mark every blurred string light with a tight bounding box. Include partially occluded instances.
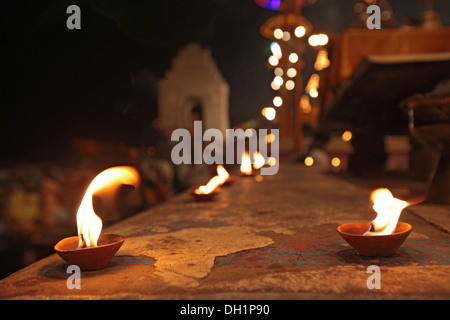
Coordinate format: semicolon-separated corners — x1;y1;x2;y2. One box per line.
304;156;314;166
268;55;279;66
271;80;280;90
273;28;284;39
265;133;276;143
294;26;306;38
286;68;297;78
341;130;353;142
299;95;312;113
274;75;284;86
268;157;277;167
258;0;326;155
270;42;282;58
314;49;330;71
282;31;291;41
308;33;329;47
305;74;320;98
288;53;299;63
274;67;283;76
285;80;295;90
273;96;283;107
262;107;276;121
331;157;341;167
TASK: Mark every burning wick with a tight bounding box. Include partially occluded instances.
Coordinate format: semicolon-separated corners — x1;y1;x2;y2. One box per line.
80;233;87;248
363;188;424;236
76;166;140;248
54;166;139;271
240;152;253;176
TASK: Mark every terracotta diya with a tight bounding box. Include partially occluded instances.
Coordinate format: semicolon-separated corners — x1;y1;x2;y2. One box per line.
189;187;221;201
54;166;139;270
338;188;423;257
337;222;411;257
55;234;125;271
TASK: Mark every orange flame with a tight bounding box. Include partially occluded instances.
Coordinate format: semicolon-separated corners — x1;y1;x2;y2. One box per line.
195;165;230;195
240;152;253;175
195;176;222;194
216;165;230;185
76;166;140;247
253;152;266;170
364;188;410;236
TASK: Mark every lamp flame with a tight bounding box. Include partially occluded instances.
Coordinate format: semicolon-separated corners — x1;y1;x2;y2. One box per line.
76;166;140;248
253;152;266;170
216;165;230;185
195;176;222;195
194;165;231;195
364;188;414;236
240;152;253;175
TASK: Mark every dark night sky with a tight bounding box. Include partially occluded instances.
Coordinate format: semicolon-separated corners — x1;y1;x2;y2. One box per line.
1;0;449;161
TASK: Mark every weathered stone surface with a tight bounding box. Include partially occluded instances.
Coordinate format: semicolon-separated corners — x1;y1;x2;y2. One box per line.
0;164;449;299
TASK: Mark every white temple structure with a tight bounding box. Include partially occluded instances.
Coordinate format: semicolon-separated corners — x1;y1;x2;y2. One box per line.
157;43;230;134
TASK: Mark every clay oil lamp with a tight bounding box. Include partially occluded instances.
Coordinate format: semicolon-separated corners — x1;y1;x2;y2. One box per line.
338;188;423;257
54;166;139;270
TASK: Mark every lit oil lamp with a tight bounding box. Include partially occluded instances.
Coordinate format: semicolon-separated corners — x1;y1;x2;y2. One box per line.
189;165;233;200
217;164;234;186
252;151;266;171
240;152;253;176
54;166;140;270
189;176;222;201
338;188;424;257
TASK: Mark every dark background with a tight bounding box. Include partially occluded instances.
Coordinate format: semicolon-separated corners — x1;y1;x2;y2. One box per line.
1;0;449;161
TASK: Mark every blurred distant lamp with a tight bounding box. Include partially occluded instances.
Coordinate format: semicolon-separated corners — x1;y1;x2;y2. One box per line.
273;96;283;107
285;80;295;90
258;0;314;154
294;26;306;38
286;67;297;78
314;49;330;71
259;9;312;40
273;28;284;39
331;157;341;167
282;31;291;41
274;67;283;76
270;42;282;58
341;130;352;142
304;156;314;166
288;53;299;63
309;88;319;98
299;95;312;113
305;73;320;98
268;55;279;66
271;80;281;90
274;75;284;86
262;107;276;121
308;33;329;47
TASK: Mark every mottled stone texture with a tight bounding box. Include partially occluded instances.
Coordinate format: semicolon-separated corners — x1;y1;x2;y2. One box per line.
0;164;449;299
